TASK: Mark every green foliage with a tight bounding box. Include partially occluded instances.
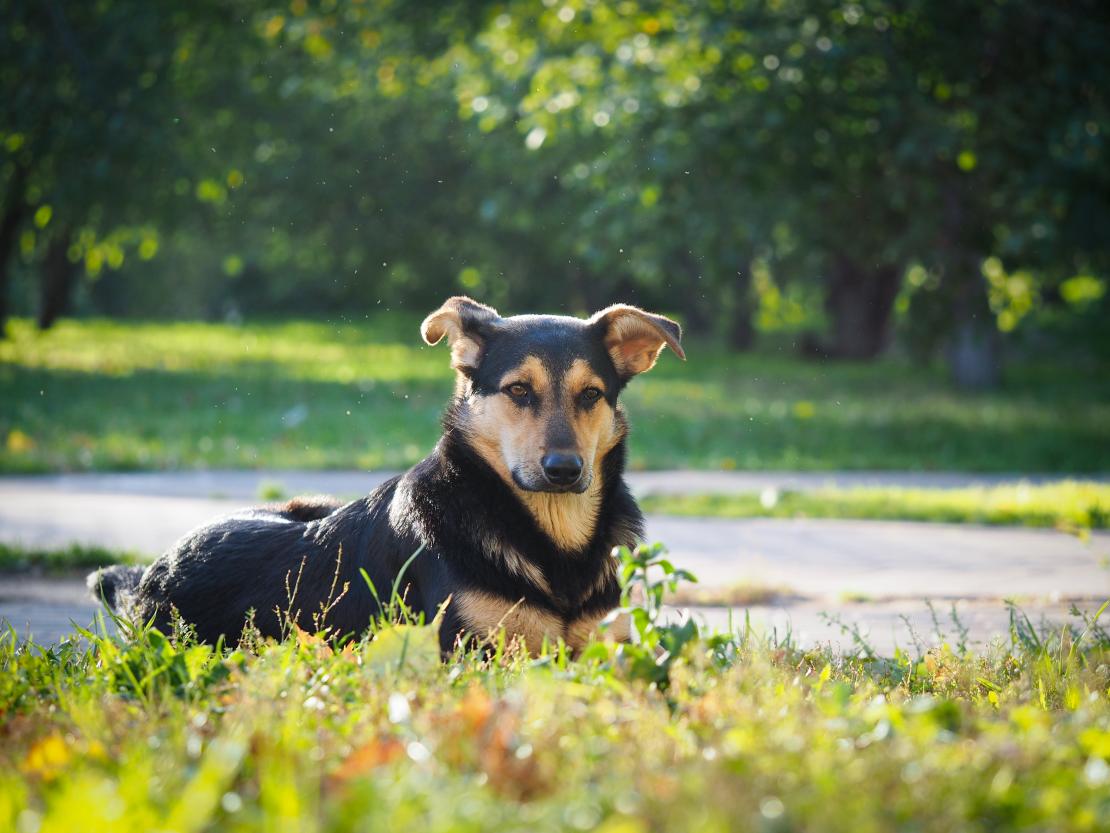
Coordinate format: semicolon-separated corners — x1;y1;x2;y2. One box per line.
2;317;1107;473
592;543;701;689
79;619;235;705
1;558;1108;831
643;481;1110;531
1;0;249;290
1;0;1107;371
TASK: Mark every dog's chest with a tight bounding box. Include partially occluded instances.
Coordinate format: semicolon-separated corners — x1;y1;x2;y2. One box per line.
454;589;628;652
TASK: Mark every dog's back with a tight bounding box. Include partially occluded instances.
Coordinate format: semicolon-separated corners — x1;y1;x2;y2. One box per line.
91;485;408;643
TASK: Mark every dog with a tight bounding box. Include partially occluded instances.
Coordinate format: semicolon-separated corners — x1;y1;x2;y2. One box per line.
89;297;684;653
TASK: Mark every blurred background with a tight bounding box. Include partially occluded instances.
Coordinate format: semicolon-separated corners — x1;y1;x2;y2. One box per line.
2;0;1108;476
1;0;1108;647
3;0;1108;370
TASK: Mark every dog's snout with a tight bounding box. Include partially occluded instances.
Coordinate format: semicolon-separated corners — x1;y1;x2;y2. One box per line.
541;452;583;486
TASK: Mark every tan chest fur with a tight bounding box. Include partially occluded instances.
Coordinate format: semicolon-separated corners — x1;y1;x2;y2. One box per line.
454;589;629;654
515;481;602;552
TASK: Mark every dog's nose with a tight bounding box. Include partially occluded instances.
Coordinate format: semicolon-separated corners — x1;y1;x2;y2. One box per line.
541;452;583;486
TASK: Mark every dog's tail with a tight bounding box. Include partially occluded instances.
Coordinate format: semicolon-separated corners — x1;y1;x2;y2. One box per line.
87;564;145;613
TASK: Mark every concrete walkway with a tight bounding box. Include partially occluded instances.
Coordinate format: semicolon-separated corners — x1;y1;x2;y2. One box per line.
6;468;1104;500
2;487;1106;600
1;471;1107;651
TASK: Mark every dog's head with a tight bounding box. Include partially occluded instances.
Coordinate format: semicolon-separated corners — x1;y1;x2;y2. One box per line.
422;296;684;494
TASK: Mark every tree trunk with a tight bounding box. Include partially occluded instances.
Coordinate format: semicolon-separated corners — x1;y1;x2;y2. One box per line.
727;306;755;350
725;263;755;351
673;250;714;336
37;227;77;330
945;260;1000;389
806;255;901;359
0;163;30;335
947;314;1000;389
937;181;1000;389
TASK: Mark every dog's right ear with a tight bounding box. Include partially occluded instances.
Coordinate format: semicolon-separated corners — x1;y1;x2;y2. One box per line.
420;296;501;372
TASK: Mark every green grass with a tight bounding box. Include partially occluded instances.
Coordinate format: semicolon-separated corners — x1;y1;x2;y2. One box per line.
1;316;1108;474
0;542;146;574
642;481;1110;531
1;545;1108;833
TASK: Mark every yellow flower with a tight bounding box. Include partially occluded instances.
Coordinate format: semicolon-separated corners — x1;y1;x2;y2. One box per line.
21;733;72;781
6;429;35;453
792;400;816;420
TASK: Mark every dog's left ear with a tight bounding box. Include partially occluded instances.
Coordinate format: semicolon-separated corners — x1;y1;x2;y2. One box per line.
589;304;685;377
421;296;501;371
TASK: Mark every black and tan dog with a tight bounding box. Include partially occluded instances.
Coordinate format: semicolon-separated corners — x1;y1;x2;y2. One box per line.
89;297;684;653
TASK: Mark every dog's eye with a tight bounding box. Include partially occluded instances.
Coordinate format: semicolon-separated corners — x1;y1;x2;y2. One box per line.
580;387;603;403
505;383;530;400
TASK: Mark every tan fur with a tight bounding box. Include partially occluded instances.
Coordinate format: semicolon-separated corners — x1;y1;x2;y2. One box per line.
271;495;343;521
422;310;481;371
415;298;683;654
455;590;563;652
460;356;550;484
455;589;629;653
591;553;619;597
482;535;551;594
565;610;631;649
425;301;681;555
565;358;618;462
460;387;532;485
563;358;606;396
508;355;552;395
589;304;685;376
420;297;498;371
604;314;668;375
517;479;602;551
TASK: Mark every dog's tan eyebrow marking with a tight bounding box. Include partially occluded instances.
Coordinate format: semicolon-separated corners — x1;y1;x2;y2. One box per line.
564;358;605;394
498;355;551;394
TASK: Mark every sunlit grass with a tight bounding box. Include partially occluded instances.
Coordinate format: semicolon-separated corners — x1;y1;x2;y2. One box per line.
2;316;1107;473
1;602;1107;831
641;481;1110;531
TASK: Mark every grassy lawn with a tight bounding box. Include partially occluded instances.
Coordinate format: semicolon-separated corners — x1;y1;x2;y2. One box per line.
1;317;1108;474
0;542;146;574
2;547;1108;832
642;481;1110;532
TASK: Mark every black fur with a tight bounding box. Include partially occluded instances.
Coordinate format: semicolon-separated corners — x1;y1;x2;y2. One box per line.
87;563;145;612
88;305;676;650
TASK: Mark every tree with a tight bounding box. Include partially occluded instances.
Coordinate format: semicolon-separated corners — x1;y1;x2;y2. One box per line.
0;0;249;331
454;0;1108;377
3;0;1103;381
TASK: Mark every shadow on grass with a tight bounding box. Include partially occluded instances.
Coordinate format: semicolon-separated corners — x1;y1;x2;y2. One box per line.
2;317;1108;473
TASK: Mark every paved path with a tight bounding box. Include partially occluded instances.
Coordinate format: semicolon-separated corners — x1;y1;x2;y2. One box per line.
2;477;1106;600
5;469;1103;500
1;472;1107;650
650;516;1109;600
0;577;110;645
